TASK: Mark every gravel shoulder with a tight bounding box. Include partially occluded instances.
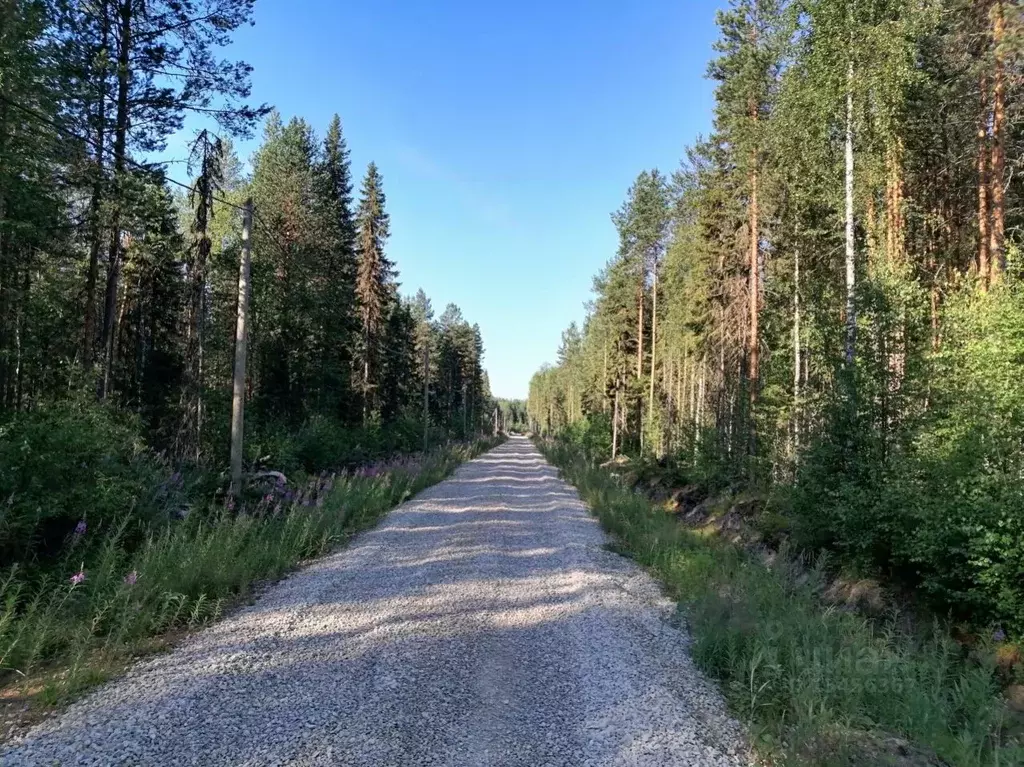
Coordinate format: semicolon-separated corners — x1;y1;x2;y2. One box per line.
1;437;749;767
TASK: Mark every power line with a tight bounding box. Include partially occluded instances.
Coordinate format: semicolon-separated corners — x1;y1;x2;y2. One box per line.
0;93;294;257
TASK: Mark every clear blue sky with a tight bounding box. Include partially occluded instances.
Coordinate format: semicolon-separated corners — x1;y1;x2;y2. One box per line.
171;0;726;399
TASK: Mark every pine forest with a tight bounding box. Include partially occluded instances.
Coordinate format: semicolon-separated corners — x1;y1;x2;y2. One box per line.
530;0;1024;638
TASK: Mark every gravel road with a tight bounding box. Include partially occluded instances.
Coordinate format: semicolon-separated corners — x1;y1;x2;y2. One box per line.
2;437;749;767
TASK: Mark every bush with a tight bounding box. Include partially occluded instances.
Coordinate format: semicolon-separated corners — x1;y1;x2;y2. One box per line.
248;415;445;475
0;400;179;567
788;284;1024;634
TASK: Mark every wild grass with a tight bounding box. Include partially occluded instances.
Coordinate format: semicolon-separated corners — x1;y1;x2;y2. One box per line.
540;438;1023;767
0;437;500;705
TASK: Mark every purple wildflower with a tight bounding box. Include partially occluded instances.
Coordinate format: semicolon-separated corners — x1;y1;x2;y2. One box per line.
123;570;138;586
994;627;1007;643
74;520;87;536
226;497;235;512
264;493;273;503
70;569;86;586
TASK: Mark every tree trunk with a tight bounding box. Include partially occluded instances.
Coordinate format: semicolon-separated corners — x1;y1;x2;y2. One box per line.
748;157;759;407
977;72;991;286
612;386;620;459
99;0;131;399
82;1;109;368
601;338;608;413
422;342;430;451
637;282;644;380
793;247;801;462
989;0;1006;282
14;264;28;410
844;61;856;366
648;266;657;429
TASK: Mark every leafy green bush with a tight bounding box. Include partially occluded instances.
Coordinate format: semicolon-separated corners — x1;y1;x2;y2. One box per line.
789;284;1024;634
248;415;447;475
0;400;179;567
561;415;613;462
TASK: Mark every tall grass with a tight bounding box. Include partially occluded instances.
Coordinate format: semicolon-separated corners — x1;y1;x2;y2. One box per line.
540;438;1023;766
0;437;500;703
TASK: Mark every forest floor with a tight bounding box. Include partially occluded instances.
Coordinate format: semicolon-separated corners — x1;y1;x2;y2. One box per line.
0;437;750;767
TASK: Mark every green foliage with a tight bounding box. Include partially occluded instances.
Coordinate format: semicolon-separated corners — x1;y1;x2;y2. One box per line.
528;1;1024;654
542;437;1023;766
790;283;1024;633
248;415;446;475
0;437;501;701
0;400;178;567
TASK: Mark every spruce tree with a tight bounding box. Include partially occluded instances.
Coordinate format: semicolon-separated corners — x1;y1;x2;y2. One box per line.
354;162;394;422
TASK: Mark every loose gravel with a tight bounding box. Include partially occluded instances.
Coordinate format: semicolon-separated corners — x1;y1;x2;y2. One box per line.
2;437;750;766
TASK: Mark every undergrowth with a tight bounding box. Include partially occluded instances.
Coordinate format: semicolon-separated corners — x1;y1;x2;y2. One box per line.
0;436;501;706
540;437;1023;767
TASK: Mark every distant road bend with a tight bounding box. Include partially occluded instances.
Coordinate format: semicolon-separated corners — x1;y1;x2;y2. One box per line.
3;437;749;766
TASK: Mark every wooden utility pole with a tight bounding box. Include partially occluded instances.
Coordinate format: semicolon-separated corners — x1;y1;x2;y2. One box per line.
229;199;253;495
422;342;429;452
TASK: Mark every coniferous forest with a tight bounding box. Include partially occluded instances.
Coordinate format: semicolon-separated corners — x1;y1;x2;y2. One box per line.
0;0;496;693
530;1;1024;639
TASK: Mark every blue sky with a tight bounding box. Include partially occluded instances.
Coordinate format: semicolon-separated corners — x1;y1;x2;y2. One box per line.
168;0;726;399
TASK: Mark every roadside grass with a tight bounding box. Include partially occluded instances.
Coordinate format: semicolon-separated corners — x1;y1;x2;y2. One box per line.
540;438;1023;767
0;437;501;715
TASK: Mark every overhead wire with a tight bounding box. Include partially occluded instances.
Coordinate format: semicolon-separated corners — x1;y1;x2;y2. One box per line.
0;93;293;258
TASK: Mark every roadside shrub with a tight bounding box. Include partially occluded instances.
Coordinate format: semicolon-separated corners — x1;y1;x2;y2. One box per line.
0;436;500;701
0;400;178;567
788;284;1024;634
248;415;444;475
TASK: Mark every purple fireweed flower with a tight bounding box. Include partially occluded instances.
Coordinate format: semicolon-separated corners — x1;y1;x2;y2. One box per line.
123;570;138;586
994;627;1007;643
70;570;86;585
74;520;87;536
264;493;273;503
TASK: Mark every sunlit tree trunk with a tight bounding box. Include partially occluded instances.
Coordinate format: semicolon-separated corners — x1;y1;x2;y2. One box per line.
989;0;1006;282
793;246;801;462
977;72;991;285
844;60;856;367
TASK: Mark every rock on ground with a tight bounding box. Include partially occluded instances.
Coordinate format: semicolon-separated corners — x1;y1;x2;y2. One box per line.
2;437;750;767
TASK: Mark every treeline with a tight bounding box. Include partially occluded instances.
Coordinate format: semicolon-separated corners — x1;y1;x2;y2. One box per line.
495;398;528;433
530;0;1024;634
0;0;493;558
